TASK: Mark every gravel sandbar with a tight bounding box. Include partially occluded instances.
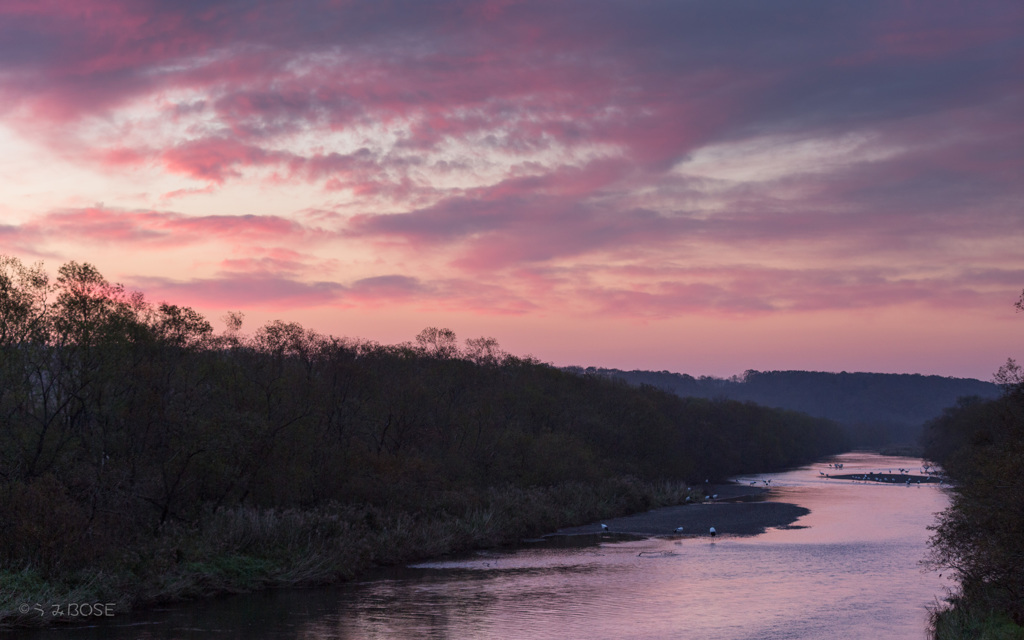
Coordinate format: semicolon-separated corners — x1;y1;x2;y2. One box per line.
553;484;808;538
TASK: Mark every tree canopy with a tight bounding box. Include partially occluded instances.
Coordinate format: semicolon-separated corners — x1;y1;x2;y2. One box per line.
0;256;846;576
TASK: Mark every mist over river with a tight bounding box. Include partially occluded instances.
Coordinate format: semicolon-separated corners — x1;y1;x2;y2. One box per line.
22;452;950;640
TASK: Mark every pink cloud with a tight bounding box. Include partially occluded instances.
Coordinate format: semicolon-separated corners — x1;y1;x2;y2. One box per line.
20;207;320;247
217;247;334;276
2;0;1017;216
122;270;537;316
132;273;347;309
160;138;283;183
566;264;1019;319
343;157;692;269
345;274;538;315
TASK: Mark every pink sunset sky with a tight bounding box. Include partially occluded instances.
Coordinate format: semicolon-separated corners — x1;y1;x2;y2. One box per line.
1;0;1021;379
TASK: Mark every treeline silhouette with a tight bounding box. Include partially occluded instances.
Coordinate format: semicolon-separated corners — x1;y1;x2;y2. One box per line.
574;367;999;448
923;358;1024;634
0;257;845;594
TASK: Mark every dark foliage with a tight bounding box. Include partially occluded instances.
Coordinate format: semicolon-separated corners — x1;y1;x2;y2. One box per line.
923;294;1024;630
0;257;847;576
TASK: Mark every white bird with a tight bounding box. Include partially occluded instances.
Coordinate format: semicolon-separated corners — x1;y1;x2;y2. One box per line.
709;526;717;537
712;494;718;499
675;526;684;533
601;524;609;531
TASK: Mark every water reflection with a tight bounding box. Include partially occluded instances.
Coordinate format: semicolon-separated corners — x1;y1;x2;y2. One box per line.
21;453;949;640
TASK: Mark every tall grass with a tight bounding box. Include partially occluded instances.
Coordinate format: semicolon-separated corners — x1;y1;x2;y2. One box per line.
0;477;698;627
931;597;1024;640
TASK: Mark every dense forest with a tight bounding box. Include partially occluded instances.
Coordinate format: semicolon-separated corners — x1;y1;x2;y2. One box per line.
575;367;1000;448
0;256;846;624
923;357;1024;637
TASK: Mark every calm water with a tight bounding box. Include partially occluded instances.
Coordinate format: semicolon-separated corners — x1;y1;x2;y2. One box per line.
26;452;951;640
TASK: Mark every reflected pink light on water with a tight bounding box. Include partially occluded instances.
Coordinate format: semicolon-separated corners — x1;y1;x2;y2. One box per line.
355;452;951;640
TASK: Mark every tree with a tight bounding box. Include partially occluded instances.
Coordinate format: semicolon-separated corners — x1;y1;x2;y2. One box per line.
51;261;144;346
415;327;459;359
0;256;50;346
465;336;506;365
153;303;213;348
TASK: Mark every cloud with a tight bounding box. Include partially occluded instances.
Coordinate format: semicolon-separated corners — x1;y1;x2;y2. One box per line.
344;274;538;314
125;270;538;316
562;263;1023;318
0;0;1017;256
25;207;321;247
350;274;426;298
0;0;1020;345
132;273;347;308
160;138;283;183
217;247;335;276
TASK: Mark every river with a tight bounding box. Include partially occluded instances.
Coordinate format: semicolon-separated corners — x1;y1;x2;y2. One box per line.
23;452;951;639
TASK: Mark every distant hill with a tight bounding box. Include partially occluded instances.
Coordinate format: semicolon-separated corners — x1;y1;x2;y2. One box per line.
565;368;1002;448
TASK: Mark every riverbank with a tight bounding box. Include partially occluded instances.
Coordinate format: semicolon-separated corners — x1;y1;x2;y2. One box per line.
553;483;809;537
0;480;831;629
1;477;704;628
